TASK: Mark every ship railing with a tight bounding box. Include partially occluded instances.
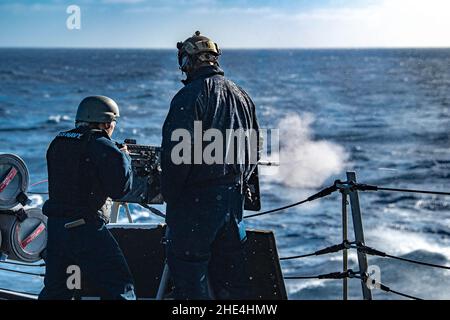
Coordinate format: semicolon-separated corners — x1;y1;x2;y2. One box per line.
1;171;450;300
248;171;450;300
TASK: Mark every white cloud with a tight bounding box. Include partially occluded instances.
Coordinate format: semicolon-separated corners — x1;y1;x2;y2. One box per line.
125;6;173;13
0;3;62;12
288;0;450;47
2;0;449;48
166;0;450;48
187;6;274;15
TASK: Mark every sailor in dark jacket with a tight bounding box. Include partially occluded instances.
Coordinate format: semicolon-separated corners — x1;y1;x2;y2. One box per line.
39;96;135;300
162;32;260;299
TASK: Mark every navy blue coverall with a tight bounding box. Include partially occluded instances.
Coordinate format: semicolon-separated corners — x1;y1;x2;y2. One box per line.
162;65;260;299
39;126;135;300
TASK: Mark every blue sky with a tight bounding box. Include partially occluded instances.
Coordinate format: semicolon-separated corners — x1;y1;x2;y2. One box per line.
0;0;449;48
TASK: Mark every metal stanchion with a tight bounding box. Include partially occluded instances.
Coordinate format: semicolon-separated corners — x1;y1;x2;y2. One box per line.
341;191;348;300
156;263;170;300
346;172;372;300
110;202;133;224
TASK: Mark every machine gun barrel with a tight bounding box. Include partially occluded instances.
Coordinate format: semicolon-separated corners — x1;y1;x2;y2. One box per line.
258;160;280;167
113;139;163;204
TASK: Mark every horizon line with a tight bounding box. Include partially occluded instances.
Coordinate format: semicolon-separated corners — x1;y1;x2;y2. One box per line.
1;46;450;50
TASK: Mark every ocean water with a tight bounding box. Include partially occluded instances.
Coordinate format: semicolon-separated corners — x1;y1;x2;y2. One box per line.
0;48;449;300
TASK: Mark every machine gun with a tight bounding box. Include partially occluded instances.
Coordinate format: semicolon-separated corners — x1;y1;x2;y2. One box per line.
114;139;163;205
112;139;273;216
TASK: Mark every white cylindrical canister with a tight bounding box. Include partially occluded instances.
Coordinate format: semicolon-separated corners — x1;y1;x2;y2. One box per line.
0;208;47;262
0;154;30;210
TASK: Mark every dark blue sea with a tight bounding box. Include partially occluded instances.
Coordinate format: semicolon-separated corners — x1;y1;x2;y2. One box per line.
0;48;449;300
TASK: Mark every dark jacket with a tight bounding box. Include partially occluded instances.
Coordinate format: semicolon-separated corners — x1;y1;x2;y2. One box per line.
43;126;132;219
161;65;260;204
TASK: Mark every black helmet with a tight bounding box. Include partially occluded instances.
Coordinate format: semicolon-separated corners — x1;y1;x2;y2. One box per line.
177;31;221;72
75;96;120;123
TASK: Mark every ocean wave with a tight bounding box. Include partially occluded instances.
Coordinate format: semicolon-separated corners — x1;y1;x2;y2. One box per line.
132;92;154;99
373;194;419;205
366;226;450;258
0;107;9;116
415;199;450;212
47;115;72;124
0;125;47;132
286;279;326;295
421;226;450;238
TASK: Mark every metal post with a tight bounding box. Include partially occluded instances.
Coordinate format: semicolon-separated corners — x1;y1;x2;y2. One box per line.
110;202;121;223
110;202;133;224
341;191;348;300
346;171;372;300
156;263;170;300
124;203;134;223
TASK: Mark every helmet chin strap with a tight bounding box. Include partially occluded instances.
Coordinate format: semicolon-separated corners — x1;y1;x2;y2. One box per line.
180;54;218;79
179;54;192;73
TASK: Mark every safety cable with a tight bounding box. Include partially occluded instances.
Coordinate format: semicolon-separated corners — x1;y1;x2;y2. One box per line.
28;180;49;195
140;203;166;218
0;260;45;267
285;269;359;280
355;244;450;271
0;266;44;277
286;269;424;300
0;287;39;297
280;240;432;300
244;199;309;219
377;283;423;300
30;180;338;219
29;179;48;188
247;180;449;221
357;270;424;300
280;252;316;261
280;241;353;261
244;182;340;219
353;183;450;197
